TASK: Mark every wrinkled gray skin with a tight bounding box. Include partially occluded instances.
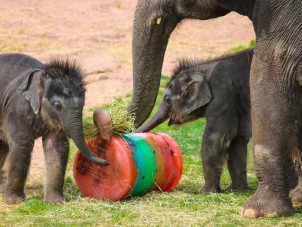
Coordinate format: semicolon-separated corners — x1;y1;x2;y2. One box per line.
130;0;302;218
138;49;254;193
0;54;109;204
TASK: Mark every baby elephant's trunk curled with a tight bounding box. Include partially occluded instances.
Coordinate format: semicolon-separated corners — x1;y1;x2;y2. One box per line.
64;112;109;166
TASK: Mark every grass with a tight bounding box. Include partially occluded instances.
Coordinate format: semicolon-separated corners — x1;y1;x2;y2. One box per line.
225;40;256;54
0;29;60;54
18;27;25;35
116;3;123;9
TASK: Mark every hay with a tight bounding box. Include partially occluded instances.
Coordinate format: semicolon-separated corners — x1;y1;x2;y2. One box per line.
108;101;136;135
83;122;99;140
83;101;135;140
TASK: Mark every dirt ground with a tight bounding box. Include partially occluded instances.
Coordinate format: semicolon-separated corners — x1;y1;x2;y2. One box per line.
0;1;255;186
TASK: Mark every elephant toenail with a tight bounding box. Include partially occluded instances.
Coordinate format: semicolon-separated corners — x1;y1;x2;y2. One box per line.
266;212;278;218
242;208;258;218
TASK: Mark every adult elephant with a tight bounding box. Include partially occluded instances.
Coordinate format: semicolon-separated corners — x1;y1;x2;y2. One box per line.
128;0;302;218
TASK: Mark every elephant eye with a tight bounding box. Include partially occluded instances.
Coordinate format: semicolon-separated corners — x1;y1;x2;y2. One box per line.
54;101;62;111
164;95;171;105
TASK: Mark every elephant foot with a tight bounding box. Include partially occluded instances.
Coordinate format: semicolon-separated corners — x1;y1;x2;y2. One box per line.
0;182;6;193
242;187;293;218
228;183;250;192
4;191;25;204
0;171;7;193
44;192;65;204
200;184;221;194
289;186;302;207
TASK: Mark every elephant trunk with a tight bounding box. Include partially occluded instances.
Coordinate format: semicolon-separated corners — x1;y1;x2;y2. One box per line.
136;101;170;132
128;37;167;128
63;112;109;166
128;6;179;128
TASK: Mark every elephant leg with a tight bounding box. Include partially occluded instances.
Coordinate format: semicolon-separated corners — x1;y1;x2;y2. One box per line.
227;136;249;191
4;141;33;204
42;132;69;203
242;141;294;218
242;57;295;218
0;141;9;193
200;130;228;193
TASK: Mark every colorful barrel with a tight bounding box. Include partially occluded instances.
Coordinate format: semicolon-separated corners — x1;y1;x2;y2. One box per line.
155;133;183;192
73;132;183;201
123;134;156;196
133;133;175;192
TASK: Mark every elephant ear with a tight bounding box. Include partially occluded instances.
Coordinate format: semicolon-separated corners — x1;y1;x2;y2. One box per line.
19;69;45;114
183;73;213;114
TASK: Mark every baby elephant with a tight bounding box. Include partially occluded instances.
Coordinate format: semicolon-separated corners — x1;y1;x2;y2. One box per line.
0;53;108;204
138;49;253;193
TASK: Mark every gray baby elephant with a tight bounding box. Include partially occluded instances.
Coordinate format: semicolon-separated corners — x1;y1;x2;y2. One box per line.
138;49;253;193
0;53;108;204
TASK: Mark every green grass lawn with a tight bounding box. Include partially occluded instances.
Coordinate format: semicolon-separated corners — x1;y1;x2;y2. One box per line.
225;40;256;54
1;76;302;226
